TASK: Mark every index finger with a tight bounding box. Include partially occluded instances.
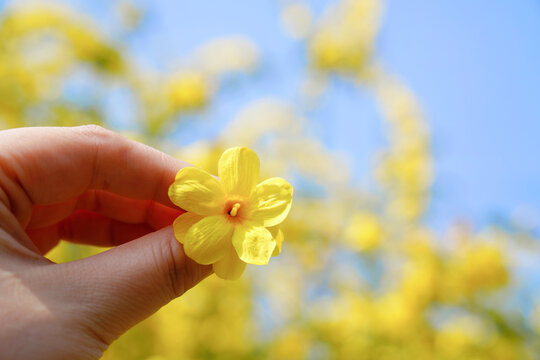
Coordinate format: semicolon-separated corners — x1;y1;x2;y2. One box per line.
0;125;189;224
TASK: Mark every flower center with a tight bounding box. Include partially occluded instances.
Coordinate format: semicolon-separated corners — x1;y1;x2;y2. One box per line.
228;203;241;217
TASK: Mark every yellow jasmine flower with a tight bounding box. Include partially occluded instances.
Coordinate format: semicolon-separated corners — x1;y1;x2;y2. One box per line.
168;147;293;280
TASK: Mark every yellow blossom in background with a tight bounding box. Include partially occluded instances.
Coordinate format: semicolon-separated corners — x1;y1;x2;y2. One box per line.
434;316;488;357
166;71;210;112
443;243;509;300
310;28;368;71
373;293;424;339
280;2;313;39
219;98;303;146
168;147;293;279
2;1;538;358
308;0;380;74
343;211;384;252
194;35;259;77
175;141;225;175
269;327;311;360
374;74;433;223
400;258;440;308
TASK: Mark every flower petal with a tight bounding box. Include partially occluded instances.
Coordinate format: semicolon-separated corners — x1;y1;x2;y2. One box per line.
168;167;225;216
213;245;247;280
232;223;276;265
183;215;234;265
268;226;284;257
249;177;293;227
172;212;204;244
218;147;260;197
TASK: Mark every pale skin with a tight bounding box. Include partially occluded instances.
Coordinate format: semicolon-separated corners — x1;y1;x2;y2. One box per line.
0;125;212;359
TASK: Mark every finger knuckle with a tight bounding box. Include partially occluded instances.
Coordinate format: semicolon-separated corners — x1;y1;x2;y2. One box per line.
76;124;113;139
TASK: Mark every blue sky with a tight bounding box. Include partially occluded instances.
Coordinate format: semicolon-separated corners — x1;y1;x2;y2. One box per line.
138;0;540;232
2;0;540;232
379;1;540;231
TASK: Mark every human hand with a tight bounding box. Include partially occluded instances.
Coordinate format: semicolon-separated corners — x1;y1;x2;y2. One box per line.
0;126;212;359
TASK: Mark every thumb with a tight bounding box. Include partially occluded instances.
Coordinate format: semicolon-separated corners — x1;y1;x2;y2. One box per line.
51;226;212;346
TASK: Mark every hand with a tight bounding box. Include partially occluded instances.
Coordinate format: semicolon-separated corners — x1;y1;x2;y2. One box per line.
0;125;212;359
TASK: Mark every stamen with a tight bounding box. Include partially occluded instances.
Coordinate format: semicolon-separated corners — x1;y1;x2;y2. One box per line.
229;203;241;217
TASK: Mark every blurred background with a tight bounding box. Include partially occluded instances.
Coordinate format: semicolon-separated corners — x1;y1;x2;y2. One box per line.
1;0;539;358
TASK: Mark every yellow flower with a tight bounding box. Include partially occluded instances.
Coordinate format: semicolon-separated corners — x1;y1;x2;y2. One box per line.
310;28;368;72
343;212;384;252
167;72;209;111
446;243;509;297
168;147;293;280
